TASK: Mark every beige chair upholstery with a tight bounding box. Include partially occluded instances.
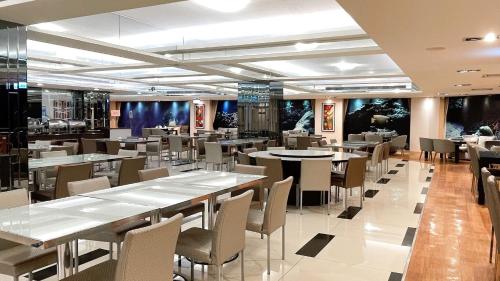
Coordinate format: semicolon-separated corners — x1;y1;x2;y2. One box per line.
176;191;253;281
368;144;384;179
254;142;265;151
286;137;297;149
296;136;311;150
319;139;328;146
168;135;189;162
267;140;277;147
106;141;121;155
0;189;57;281
310;141;319;147
348;134;364;142
267;147;286;151
195;139;206;168
419;138;434;161
382;142;390;173
390;135;407;155
256;157;283;190
432;139;455;163
365;134;383;143
111;157;146;187
468;144;481;196
51;145;74;156
233;164;266;209
237;152;251;165
243;147;258;154
486;176;500;268
68;176;111;196
298;159;332;215
481;168;495;263
62;214;183;281
63;142;79;155
205;142;232;171
81;139;97;154
32;163;93;202
138;167;169;182
331;157;368;210
491;146;500;152
40;150;67;158
118;149;139;157
246;177;293;274
146;136;163;167
329;139;337;144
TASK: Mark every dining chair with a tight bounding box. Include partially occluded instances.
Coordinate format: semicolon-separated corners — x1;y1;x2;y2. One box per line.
243;147;258;154
382;142;390;173
267;146;286;151
307;147;331;151
62;142;79;155
168;135;190;163
38;150;68;186
390;135;407;155
329;139;337;144
298;159;332;215
319;139;328;146
237;151;251;165
432;139;455;163
296;136;311;150
267;140;277;147
111;157;147;186
348;134;364;142
61;214;182;281
368;144;384;179
68;176;151;263
331;157;368;211
233;164;267;210
176;191;253;281
468;144;481;196
365;134;383;143
254;142;265;151
419;137;434;161
256;157;283;190
287;137;297;150
205;142;232;171
481;168;495;263
31;162;93;202
35;140;51;146
51;145;74;155
81;138;98;154
141;128;152;138
310;141;319;147
146;136;163;167
246;177;293;275
485;140;500;150
0;189;57;281
485;176;500;273
195;139;206;168
491;146;500;152
106;140;121;155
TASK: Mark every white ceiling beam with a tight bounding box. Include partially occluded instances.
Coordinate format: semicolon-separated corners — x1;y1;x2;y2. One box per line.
50;63;154;74
271;73;407;82
0;0;185;25
29;55;92;67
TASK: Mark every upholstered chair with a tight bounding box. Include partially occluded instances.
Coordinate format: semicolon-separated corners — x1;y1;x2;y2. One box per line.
298;159;332;215
331;157;368;210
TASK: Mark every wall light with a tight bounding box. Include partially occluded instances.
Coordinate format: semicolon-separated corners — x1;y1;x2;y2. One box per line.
229;67;243;74
193;0;250;13
484;32;498;42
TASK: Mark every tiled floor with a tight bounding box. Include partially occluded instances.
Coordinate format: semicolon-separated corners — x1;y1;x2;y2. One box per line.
2;157;434;281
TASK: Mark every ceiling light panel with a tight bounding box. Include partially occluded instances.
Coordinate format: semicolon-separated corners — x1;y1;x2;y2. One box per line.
139;75;234;83
85;67;202;78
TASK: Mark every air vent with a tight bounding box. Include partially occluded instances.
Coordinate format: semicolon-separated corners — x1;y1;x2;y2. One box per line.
482;74;500;78
463;37;483;42
471;88;493;91
325;85;406;92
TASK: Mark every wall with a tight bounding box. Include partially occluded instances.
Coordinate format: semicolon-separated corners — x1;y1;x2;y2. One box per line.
409;97;444;151
314;98;344;143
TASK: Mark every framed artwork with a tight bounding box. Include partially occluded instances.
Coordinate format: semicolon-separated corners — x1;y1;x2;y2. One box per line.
195;104;205;129
321;103;335;132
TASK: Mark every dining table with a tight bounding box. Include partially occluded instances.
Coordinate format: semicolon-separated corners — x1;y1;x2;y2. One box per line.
324;141;379;152
0;170;265;279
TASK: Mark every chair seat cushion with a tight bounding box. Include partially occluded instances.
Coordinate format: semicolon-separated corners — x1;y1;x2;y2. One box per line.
62;260;117;281
84;220;150;243
246;209;264;233
31;190;54;202
162;203;204;218
0;245;57;276
176;228;213;264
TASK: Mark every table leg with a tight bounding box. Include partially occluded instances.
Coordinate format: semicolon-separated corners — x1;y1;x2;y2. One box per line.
207;196;216;229
454;144;460;163
57;242;74;279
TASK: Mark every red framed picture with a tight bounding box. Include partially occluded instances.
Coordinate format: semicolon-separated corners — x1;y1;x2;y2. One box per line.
321;103;335;132
195;104;205;129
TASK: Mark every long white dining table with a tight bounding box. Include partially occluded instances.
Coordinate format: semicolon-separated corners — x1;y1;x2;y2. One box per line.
0;170;266;279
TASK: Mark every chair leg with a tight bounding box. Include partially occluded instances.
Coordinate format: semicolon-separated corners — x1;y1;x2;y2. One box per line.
344;188;348;211
109;242;113;260
491;226;495;263
241;250;245;281
178;255;182;267
419;151;423;160
267;234;271;275
28;272;33;281
360;186;363;208
300;190;303;215
116;242;121;259
216;265;222;281
282;225;286;260
191;260;195;281
74;239;79;273
327;191;330;215
202;209;206;229
13;276;18;281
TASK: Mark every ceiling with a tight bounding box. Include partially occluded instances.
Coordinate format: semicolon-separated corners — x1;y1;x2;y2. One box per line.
0;0;432;98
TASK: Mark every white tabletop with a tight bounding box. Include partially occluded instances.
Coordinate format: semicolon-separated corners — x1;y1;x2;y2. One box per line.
324;141;378;149
0;196;155;248
248;150;361;162
218;138;267;146
268;150;334;158
29;153;129;170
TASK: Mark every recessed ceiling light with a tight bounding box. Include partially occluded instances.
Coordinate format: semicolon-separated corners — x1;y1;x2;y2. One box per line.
457;69;481;73
137;92;142;95
193;0;250;13
484;32;498;42
31;22;66;32
93;88;100;91
229;67;243;74
331;61;362;71
164;53;172;58
454;83;471;87
36;83;43;86
425;46;446;51
294;42;319;51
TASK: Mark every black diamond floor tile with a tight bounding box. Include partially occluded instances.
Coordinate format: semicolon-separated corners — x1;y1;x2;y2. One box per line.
364;189;379;198
414;203;424;214
295;233;335;257
396;164;405;167
421;187;428;195
388;272;403;281
377;178;391;184
402;227;417;247
388;170;398;174
426;176;432;182
337;206;362;219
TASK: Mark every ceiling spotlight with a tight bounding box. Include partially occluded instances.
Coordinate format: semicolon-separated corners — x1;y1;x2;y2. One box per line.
93;88;100;91
193;0;250;13
164;53;172;58
454;83;471;87
229;67;243;74
331;61;362;71
193;98;201;104
484;32;498;42
457;69;481;73
294;42;319;51
36;83;44;86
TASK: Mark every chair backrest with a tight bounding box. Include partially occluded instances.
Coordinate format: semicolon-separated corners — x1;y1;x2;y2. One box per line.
168;135;183;153
344;157;368;188
479;136;496;148
256;157;283;189
234;164;266;176
118;149;139;157
491;146;500;152
254;142;265;151
348;134;364;142
287;137;297;148
115;214;183;281
420;137;434;152
212;191;253;265
365;134;383;143
329;139;337;144
205;142;223;164
118;157;147;186
382;142;390;160
486;176;500;247
263;177;293;234
68;176;111;196
138;167;169;182
106;141;121;155
0;189;29;209
50;145;73;156
432;139;454;154
62;142;79;155
371;144;383;166
142;128;152;138
485;141;500;150
296;136;311;150
206;134;218;142
267;147;286;151
267;140;277;147
196;139;206;156
300;159;331;191
243;147;258;154
40;150;67;158
81;139;97;154
307;147;331;151
146;136;162;152
150;128;167;136
391;135;407;148
310;142;319;147
319;139;328;146
482;168;493;215
35;140;51;146
55;163;93;199
237;152;251;165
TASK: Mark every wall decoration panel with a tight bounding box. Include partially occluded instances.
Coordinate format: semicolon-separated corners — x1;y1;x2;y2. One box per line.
118;101;190;136
280;100;315;134
446;95;500;138
213;100;238;129
343;98;411;141
321;103;335;132
195;103;205;129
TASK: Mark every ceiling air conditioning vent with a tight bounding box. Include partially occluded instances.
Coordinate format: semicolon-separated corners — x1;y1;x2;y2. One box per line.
482;74;500;78
471;88;493;91
325;85;407;92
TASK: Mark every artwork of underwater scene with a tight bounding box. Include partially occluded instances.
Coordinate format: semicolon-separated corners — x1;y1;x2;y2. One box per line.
213;100;238;129
280;99;315;134
446;95;500;138
118;101;190;136
343;98;411;140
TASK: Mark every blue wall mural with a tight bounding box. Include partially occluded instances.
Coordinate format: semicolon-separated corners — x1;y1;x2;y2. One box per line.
446;95;500;138
280;100;315;133
343;98;411;140
213;100;238;129
118;101;190;136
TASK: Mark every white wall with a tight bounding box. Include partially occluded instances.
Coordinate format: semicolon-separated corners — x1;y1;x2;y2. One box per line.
409;97;443;151
314;98;344;143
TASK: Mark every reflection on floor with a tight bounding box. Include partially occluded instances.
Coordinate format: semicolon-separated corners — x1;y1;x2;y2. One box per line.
4;157;434;281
